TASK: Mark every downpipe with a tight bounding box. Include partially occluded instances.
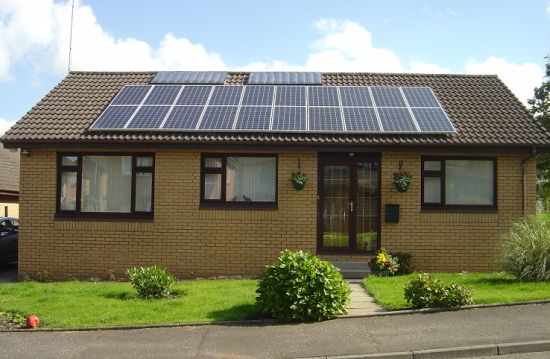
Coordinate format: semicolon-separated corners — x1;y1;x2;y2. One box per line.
521;146;537;215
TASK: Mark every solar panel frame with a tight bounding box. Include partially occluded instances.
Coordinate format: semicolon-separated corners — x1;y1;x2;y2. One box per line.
208;86;243;106
377;107;417;132
126;106;171;129
175;85;213;106
110;85;152;105
370;86;407;107
275;86;306;106
272;107;307;131
162;106;204;129
402;87;440;108
234;106;272;130
411;107;455;132
309;107;343;132
143;85;182;105
241;85;274;106
198;106;239;130
342;107;381;132
339;87;374;107
308;86;339;107
90;105;138;129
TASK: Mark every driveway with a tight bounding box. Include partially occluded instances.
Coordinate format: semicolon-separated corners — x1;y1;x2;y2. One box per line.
0;303;549;358
0;262;17;283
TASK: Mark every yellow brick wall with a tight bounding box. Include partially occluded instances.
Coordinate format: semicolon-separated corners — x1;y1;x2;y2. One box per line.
18;149;535;279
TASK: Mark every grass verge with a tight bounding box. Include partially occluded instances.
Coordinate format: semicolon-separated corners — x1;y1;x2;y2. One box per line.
0;279;260;328
363;272;550;310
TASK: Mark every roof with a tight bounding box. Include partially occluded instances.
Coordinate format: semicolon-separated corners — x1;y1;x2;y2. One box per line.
2;71;550;149
0;142;19;193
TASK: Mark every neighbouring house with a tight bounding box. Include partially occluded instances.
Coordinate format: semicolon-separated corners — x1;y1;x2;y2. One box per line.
1;70;549;280
0;142;19;218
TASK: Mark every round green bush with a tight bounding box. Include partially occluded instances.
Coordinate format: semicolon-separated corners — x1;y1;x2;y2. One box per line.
126;265;176;299
500;215;550;281
256;250;351;321
404;273;473;308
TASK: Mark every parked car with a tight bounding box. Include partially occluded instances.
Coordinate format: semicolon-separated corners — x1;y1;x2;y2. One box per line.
0;217;18;264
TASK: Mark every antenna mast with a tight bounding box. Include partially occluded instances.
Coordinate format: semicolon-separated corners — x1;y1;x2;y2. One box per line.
68;0;75;72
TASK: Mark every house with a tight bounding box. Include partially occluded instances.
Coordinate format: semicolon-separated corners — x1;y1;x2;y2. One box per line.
0;142;19;218
1;71;549;280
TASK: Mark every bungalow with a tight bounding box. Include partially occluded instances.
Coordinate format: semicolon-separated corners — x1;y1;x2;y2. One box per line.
2;71;549;280
0;142;19;218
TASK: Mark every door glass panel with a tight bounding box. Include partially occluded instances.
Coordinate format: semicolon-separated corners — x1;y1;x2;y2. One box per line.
356;161;378;251
323;165;350;248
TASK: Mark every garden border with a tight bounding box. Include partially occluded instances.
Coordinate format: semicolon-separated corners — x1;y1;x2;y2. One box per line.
1;299;550;333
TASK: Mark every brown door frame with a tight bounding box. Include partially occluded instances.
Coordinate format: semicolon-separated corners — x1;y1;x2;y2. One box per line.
317;152;381;254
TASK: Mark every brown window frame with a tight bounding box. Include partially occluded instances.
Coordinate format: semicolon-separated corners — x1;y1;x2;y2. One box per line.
200;153;278;209
421;156;497;211
56;153;155;220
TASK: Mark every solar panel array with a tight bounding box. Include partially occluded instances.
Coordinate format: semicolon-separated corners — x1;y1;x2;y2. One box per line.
90;84;455;133
151;71;227;84
248;72;323;85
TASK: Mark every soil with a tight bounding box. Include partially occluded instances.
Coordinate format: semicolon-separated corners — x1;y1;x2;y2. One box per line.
0;313;24;330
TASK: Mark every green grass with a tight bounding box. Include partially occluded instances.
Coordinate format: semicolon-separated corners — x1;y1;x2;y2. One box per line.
0;279;260;328
363;272;550;310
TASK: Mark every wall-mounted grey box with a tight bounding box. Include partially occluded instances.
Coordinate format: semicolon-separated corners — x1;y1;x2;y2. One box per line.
385;204;399;223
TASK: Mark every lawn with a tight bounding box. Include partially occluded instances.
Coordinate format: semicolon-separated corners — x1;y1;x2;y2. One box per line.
0;279;260;328
363;272;550;310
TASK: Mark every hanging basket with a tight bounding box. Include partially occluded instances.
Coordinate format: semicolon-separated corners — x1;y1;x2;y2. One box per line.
392;171;412;193
290;171;308;191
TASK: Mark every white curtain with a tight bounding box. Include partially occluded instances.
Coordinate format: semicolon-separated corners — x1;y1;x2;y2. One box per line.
445;160;494;205
423;176;441;203
81;156;132;212
135;172;152;212
226;157;276;202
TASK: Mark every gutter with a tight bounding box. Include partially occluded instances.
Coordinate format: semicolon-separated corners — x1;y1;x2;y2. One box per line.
521;146;537;214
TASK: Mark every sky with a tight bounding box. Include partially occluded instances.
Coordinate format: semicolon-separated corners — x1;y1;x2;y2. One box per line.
0;0;549;135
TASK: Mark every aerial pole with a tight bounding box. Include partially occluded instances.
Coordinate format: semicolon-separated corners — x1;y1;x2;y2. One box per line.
68;0;75;72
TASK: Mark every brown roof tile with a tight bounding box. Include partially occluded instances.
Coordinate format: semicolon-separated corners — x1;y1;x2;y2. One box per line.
2;71;550;148
0;142;19;192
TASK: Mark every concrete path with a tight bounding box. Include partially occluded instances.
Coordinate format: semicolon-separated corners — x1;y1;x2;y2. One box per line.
2;302;550;359
346;279;384;315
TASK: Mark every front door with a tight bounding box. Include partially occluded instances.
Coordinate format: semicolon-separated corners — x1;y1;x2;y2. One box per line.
318;154;380;252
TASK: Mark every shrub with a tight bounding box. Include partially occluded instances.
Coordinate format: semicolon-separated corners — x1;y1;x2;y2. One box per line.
500;215;550;281
126;265;176;299
256;250;351;321
392;252;414;275
369;249;399;276
404;273;473;308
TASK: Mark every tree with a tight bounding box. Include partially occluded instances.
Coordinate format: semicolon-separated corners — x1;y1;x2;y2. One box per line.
528;56;550;209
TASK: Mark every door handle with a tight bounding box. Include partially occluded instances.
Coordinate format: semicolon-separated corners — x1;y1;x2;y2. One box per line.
349;201;354;212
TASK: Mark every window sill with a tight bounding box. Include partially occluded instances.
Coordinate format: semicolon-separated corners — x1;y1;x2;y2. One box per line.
421;206;498;213
55;212;154;221
317;248;375;255
199;202;278;210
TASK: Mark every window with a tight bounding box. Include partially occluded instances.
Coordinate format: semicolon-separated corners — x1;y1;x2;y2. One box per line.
57;153;154;218
201;154;277;207
421;157;496;209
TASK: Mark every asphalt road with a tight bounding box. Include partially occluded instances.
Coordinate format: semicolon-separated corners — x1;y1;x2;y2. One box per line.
1;303;550;359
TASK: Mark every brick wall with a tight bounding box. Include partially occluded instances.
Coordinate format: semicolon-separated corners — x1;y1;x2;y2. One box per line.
18;149;535;279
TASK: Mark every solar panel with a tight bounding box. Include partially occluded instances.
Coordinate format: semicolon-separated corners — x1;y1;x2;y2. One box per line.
272;107;306;131
377;108;417;132
371;86;406;107
208;86;243;106
111;86;151;105
411;108;454;132
235;107;271;130
275;86;306;106
248;72;322;85
89;83;455;134
152;71;227;84
176;86;212;106
91;106;137;129
309;107;343;131
198;106;238;130
402;87;440;107
343;107;380;132
241;86;274;106
144;85;181;105
308;86;339;107
163;106;204;129
339;87;373;107
127;106;171;129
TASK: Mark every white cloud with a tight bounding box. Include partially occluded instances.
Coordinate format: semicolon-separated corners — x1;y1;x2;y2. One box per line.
465;57;544;103
0;0;226;78
0;117;15;136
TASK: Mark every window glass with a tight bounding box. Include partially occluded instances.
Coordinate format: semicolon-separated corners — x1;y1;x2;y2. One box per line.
423;176;441;203
205;158;222;168
424;160;441;171
81;156;132;213
136;157;153;167
62;156;78;167
135;172;153;212
445;160;494;205
204;173;222;200
60;172;77;210
226;157;276;202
